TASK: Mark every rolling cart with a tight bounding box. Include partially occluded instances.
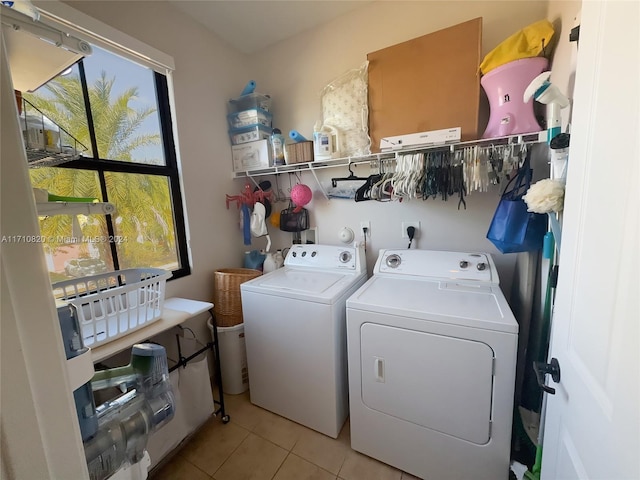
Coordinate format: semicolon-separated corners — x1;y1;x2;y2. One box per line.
169;307;229;423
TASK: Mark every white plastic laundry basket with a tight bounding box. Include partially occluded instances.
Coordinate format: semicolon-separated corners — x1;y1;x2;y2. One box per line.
53;268;171;348
208;318;249;394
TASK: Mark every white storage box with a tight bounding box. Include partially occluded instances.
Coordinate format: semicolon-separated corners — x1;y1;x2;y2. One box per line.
228;124;272;145
53;268;171;348
208;319;249;395
231;139;272;172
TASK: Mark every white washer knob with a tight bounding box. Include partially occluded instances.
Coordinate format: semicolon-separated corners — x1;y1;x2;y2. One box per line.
338;227;355;243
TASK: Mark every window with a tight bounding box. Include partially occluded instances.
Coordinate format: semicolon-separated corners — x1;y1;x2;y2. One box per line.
25;46;190;282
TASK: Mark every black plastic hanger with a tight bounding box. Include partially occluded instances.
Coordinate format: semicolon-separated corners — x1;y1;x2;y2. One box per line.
331;163;368;188
355;174;383;202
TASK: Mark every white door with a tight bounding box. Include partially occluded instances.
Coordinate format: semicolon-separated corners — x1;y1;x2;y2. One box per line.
541;1;639;479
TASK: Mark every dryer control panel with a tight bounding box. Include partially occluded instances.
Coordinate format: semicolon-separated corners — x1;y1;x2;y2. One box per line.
374;249;498;284
285;244;365;272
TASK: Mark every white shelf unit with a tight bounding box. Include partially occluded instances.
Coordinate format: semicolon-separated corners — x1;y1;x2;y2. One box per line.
66;349;95;391
36;201;116;216
233;131;547;198
90;298;213;363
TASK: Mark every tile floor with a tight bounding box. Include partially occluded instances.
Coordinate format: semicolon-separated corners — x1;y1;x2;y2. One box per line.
150;390;421;480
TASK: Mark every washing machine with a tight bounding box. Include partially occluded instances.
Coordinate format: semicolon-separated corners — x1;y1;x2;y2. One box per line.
346;249;518;480
241;243;367;438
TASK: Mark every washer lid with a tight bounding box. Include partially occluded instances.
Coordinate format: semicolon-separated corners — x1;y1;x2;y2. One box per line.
241;267;365;303
346;276;518;333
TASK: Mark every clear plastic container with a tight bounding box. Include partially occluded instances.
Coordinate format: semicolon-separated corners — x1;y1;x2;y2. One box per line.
227;108;273;129
227;93;272;114
228;124;272;145
270;128;286;166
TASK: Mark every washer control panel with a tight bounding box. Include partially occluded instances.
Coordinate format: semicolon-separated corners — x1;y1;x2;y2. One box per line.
285;244;364;272
375;249;497;283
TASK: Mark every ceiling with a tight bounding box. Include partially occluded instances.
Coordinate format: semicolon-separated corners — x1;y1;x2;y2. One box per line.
168;1;372;54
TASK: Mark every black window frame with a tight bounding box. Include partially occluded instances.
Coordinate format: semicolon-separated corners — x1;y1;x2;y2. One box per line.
55;61;190;280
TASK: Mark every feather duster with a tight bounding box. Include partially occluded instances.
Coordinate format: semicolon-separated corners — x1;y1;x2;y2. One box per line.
523;179;565;213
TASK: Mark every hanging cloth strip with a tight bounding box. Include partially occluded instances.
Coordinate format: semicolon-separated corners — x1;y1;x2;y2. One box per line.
452;164;466;209
241;203;251;245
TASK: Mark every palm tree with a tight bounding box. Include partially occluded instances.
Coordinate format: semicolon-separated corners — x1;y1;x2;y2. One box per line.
26;71;160;161
26;71;177;273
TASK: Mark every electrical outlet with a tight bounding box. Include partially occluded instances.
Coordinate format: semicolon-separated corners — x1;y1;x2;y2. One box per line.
401;221;420;238
360;221;371;236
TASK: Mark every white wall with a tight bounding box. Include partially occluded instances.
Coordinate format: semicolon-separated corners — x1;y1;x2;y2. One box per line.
546;1;582;131
1;0;585;474
252;1;549;138
247;0;549;286
60;0;557;305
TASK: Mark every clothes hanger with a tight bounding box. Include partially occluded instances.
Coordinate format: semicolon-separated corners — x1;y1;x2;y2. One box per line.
354;173;383;202
331;162;368;188
225;183;273;209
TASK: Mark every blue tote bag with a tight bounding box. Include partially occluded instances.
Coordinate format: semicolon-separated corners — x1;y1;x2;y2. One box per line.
486;150;547;253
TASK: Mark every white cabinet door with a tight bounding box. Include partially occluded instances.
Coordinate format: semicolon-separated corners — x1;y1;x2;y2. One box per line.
541;1;639;479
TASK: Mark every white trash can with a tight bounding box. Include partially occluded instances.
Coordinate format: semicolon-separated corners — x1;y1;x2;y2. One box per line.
207;318;249;394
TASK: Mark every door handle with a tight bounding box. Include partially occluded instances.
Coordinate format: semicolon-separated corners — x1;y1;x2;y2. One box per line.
374;357;385;383
533;357;561;395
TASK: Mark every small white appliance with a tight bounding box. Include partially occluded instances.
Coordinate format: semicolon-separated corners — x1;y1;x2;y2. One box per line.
241;243;367;438
523;71;571;144
379;127;461;151
346;249;518;480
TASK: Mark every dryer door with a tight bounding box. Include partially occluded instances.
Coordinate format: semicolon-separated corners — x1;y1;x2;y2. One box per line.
360;323;495;444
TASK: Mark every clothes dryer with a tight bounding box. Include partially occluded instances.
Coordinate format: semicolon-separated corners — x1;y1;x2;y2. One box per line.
241;243;367;438
346;249;518;479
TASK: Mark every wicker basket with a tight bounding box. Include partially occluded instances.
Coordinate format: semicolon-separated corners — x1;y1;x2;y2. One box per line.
213;268;261;327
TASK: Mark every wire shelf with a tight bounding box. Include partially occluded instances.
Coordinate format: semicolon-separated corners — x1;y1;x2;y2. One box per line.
19;97;89;168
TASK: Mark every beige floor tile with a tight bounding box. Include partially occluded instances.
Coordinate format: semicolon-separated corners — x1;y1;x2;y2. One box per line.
213;432;288;480
150;454;211;480
223;391;274;431
337;419;351;449
220;390;251;415
222;390;251;408
252;409;306;450
338;450;402;480
292;427;349;475
273;453;337;480
181;418;250;476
